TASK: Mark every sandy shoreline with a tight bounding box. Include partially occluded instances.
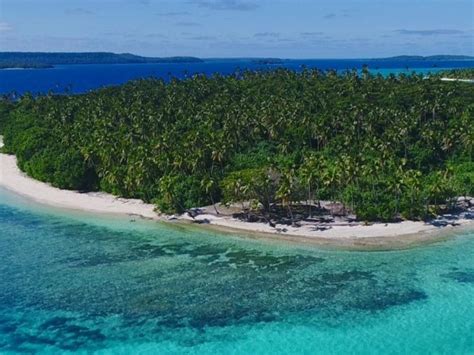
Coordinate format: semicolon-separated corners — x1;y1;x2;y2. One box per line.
175;209;473;250
0;153;157;219
1;152;473;248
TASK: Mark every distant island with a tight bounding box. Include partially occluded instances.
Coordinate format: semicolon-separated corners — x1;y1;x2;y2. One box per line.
0;63;54;70
252;58;284;65
2;53;473;69
0;52;203;69
378;55;474;61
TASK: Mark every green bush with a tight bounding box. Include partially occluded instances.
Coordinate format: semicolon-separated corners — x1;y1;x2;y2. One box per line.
155;175;208;214
450;162;474;196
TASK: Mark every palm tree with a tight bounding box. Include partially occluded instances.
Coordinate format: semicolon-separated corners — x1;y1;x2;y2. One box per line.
201;175;219;214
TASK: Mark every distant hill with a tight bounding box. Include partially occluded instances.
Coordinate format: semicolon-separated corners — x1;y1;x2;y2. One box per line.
0;52;203;69
378;55;474;61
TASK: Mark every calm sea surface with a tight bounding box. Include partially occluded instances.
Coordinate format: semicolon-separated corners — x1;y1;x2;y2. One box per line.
0;187;473;354
1;58;473;94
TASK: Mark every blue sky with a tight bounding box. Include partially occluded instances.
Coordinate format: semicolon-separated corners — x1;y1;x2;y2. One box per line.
0;0;472;58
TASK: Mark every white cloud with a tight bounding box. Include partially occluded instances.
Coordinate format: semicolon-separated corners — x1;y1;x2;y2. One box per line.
190;0;259;11
396;29;465;36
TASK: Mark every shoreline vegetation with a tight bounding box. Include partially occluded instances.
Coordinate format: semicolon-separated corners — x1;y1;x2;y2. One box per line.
1;152;473;249
0;67;473;248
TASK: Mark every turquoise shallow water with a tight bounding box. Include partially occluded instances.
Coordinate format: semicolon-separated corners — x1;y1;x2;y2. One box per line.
0;187;473;354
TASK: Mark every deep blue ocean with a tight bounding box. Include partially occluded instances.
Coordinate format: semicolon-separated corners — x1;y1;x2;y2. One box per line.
1;58;473;94
0;188;473;354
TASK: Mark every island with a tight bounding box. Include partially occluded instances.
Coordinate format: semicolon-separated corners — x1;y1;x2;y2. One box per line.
0;52;203;69
0;63;54;69
0;68;473;248
252;58;285;65
378;55;474;61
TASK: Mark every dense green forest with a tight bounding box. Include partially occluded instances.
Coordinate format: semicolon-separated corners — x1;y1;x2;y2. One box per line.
0;68;473;222
0;52;202;69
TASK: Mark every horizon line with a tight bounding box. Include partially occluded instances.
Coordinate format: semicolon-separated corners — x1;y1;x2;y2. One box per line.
1;51;473;61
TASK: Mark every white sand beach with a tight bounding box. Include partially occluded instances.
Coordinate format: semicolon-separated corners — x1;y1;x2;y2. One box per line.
181;212;452;239
0;153;157;219
440;77;474;83
1;150;473;247
176;205;474;249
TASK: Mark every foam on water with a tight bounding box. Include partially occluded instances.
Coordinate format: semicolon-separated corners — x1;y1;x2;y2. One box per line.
0;187;473;354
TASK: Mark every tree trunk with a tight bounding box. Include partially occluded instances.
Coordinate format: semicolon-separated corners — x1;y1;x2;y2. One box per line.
210;194;219;215
288;203;295;226
308;185;312;218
